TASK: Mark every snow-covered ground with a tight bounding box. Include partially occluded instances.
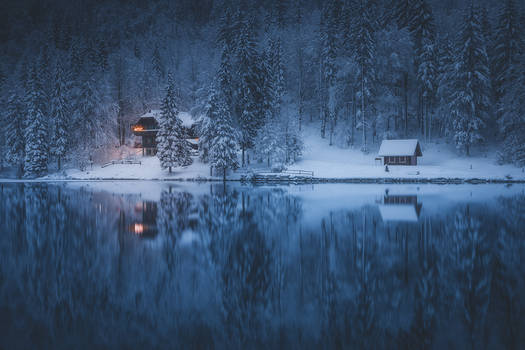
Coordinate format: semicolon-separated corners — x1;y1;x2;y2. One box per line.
22;123;525;182
287;125;525;180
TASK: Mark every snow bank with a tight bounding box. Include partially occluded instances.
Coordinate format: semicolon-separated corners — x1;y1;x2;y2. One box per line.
33;123;525;182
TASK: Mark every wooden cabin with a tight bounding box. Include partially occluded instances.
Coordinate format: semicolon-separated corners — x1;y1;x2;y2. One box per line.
378;139;422;165
131;110;198;156
131;116;159;156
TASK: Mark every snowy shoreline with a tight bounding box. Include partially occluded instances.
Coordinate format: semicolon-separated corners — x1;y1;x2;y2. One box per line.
1;176;525;184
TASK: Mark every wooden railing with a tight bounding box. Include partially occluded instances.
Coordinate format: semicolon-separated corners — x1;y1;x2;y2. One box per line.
101;159;142;168
282;169;314;177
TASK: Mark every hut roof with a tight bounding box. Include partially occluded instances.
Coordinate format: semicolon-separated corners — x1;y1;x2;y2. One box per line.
378;139;422;157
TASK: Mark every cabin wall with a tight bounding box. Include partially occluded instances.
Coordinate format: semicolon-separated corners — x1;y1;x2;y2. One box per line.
383;156;418;166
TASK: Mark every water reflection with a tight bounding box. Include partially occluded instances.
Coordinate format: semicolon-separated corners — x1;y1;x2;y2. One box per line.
0;183;524;349
126;201;158;238
378;192;422;222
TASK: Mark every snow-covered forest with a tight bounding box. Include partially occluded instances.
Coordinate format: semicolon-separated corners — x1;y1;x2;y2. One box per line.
0;0;524;178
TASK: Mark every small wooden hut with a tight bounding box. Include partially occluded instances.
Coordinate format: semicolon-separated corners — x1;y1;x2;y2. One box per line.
378;139;422;165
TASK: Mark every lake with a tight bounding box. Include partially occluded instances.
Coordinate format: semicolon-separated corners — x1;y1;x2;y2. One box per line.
0;182;524;349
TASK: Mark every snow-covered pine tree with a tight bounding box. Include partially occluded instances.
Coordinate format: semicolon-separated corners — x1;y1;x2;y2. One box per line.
498;53;525;166
351;0;376;153
435;34;455;136
216;41;234;112
208;88;239;181
199;84;222;164
74;62;101;153
449;5;491;156
411;0;437;140
50;60;70;170
156;73;192;173
235;17;264;166
284;114;303;164
24;64;48;178
5;87;25;175
493;0;521;107
255;116;285;169
152;43;164;84
268;38;285;119
320;0;338;144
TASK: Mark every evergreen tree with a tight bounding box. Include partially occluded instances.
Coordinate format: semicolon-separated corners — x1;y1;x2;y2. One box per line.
5;88;25;175
255;116;285;169
156;73;192;173
50;60;69;170
498;53;525;165
493;0;521;105
24;64;48;178
449;5;491;156
283;115;303;164
235;18;263;166
199;84;222;164
320;0;339;144
268;38;285;118
351;0;376;153
74;63;102;153
208;88;239;181
152;43;164;83
412;0;437;140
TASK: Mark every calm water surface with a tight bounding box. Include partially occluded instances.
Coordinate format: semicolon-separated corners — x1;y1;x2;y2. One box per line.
0;182;524;349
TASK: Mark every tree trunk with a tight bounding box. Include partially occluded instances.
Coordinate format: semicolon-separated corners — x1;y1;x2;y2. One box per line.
169;166;172;173
57;157;61;171
404;72;408;138
223;167;226;182
242;146;245;167
361;65;366;152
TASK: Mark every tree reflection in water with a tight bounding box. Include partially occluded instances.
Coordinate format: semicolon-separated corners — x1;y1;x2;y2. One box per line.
0;183;524;349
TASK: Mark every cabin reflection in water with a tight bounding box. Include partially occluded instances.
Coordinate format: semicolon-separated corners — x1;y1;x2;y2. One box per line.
122;201;158;238
378;193;422;222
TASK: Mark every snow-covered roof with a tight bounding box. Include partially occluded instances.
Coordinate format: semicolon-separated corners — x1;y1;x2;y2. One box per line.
378;204;420;222
378;139;422;157
138;110;195;128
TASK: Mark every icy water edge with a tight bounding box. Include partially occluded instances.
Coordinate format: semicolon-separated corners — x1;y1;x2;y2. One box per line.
0;182;524;349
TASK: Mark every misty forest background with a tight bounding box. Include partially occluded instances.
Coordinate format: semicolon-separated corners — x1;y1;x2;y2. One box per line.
0;0;524;177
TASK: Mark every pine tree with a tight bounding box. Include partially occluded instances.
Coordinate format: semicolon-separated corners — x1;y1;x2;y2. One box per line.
208;88;239;181
412;0;437;140
235;18;263;166
283;114;303;164
256;116;285;169
156;73;192;173
5;88;25;174
351;0;376;153
493;0;521;105
74;63;102;151
268;38;285;118
24;64;48;178
152;43;164;83
498;53;525;165
50;60;69;170
320;0;338;144
199;84;222;164
449;5;491;156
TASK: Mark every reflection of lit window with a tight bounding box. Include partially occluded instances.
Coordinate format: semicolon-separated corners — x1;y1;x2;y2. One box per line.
133;223;144;234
